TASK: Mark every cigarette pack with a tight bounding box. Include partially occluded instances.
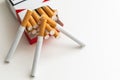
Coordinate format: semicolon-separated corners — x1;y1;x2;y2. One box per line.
6;0;63;44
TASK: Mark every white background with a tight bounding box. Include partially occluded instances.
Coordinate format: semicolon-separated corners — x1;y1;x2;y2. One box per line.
0;0;120;80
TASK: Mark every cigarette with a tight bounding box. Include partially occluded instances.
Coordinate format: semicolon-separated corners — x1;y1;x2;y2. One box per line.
5;26;25;63
37;7;48;17
31;36;43;77
46;23;55;35
56;24;85;47
31;18;47;77
21;10;33;27
5;10;32;63
41;14;57;28
26;21;33;31
29;16;38;29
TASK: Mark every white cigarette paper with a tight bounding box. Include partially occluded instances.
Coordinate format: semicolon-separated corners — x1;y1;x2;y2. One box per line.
5;26;25;63
31;36;43;77
56;24;85;47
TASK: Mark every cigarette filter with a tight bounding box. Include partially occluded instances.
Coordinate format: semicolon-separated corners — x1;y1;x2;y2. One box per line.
39;18;47;36
42;6;54;18
26;21;33;31
45;6;58;20
29;16;37;28
37;8;48;17
32;11;41;23
44;31;50;39
41;14;56;28
21;10;33;27
46;23;55;35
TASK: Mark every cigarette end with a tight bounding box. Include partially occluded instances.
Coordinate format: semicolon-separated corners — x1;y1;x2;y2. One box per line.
79;44;86;48
45;23;55;35
51;10;58;21
53;9;58;15
49;30;55;35
52;15;57;21
44;31;50;39
26;22;33;31
27;26;32;31
4;60;10;63
44;35;50;39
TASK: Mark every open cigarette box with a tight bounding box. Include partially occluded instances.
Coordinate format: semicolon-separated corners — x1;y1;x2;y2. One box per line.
5;0;84;77
6;0;63;44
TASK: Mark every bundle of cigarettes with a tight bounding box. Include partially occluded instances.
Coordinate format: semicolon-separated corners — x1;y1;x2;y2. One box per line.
6;0;64;44
5;3;85;77
23;5;61;40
